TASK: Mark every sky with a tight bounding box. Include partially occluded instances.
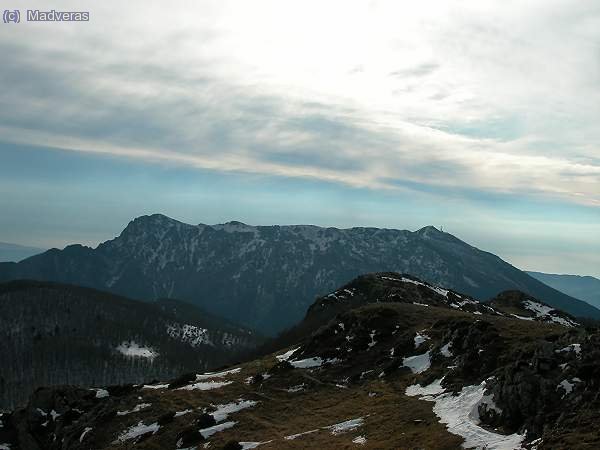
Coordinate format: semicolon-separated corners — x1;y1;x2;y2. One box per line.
0;0;598;277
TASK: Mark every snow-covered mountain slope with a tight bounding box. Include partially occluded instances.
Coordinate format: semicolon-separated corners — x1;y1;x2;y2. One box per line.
0;281;262;411
0;214;597;334
3;275;597;449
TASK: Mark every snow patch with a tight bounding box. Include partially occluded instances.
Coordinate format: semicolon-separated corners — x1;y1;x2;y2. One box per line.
210;399;258;422
414;332;430;349
405;378;446;397
556;344;581;355
167;323;212;347
403;351;431;374
117;403;151;416
116;341;158;359
115;421;160;443
406;380;525;450
93;388;109;399
286;384;305;393
200;421;236;438
352;435;367;445
195;367;241;380
440;342;453;357
327;417;365;435
178;380;233;391
284;429;319;440
142;383;169;390
557;379;579;397
276;347;300;362
239;441;272;449
522;300;579;327
289;356;339;369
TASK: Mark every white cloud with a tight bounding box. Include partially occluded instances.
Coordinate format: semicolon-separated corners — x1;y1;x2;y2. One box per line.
1;0;599;206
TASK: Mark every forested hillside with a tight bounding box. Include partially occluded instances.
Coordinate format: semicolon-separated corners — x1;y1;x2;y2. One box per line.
0;281;261;410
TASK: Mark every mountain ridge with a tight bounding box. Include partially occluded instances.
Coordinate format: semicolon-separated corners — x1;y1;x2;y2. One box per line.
0;242;45;263
526;271;600;310
1;213;597;334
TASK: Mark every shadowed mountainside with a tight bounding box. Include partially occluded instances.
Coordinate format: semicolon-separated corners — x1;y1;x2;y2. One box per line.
0;281;261;411
0;214;597;334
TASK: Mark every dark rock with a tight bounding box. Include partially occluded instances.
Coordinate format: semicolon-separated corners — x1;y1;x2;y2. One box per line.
157;411;176;426
168;372;197;389
106;384;136;397
176;427;205;447
194;413;217;428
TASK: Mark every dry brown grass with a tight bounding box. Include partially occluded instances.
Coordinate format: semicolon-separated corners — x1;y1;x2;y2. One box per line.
95;302;570;450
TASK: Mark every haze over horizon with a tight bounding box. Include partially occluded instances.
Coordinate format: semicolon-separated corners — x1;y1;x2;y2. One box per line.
1;0;599;278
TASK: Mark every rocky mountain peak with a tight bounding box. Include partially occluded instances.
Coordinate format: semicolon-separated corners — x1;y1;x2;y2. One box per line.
416;225;444;238
2;214;598;334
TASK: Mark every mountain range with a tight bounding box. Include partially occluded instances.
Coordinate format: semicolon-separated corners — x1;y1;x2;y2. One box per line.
0;281;261;411
0;214;597;334
0;242;45;263
527;271;600;310
2;273;597;449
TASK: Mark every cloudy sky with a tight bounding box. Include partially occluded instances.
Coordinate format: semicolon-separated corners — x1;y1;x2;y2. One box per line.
1;0;599;276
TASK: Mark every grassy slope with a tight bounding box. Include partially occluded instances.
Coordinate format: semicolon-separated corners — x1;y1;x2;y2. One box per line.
75;303;571;449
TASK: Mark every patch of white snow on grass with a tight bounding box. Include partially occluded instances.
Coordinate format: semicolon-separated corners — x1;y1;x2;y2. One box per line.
289;356;340;369
405;378;446;397
284;429;319;440
142;383;169;390
352;435;367;445
441;342;453;357
406;380;525;450
414;332;430;349
239;441;272;449
557;379;578;397
195;367;241;380
178;380;233;391
116;341;158;359
290;357;323;368
556;344;581;355
327;417;365;435
511;314;535;321
403;351;431;374
117;403;151;416
276;347;300;362
114;421;160;443
210;399;258;422
286;384;305;392
200;421;236;438
93;388;109;399
522;300;579;327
